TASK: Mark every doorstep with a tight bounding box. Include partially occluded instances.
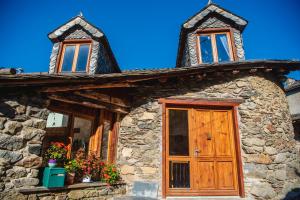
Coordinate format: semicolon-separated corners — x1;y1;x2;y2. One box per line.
18;181;126;194
166;197;243;200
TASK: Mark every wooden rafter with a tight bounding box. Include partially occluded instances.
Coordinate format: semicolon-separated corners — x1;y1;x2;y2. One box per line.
48;93;129;114
41;82;136;93
74;91;130;108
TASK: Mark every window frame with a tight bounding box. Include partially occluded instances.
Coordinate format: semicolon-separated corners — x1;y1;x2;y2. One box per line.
196;29;236;64
57;39;92;73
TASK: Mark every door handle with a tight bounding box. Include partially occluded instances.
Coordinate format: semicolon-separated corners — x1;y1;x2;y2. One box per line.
194;148;200;157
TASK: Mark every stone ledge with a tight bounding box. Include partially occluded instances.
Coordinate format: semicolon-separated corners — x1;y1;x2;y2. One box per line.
18;181;126;194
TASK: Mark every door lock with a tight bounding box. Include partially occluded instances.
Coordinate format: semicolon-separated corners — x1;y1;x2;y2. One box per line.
207;132;212;140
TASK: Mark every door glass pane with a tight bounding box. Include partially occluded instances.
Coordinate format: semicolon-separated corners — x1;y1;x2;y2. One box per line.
72;117;92;158
216;34;231;62
61;45;76;72
76;44;90;72
169;110;189;156
200;35;213;63
169;161;190;188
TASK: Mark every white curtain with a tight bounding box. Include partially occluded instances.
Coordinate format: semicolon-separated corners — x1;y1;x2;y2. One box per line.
219;35;230;58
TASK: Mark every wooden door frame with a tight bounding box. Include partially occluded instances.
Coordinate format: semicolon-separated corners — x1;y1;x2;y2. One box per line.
159;98;245;198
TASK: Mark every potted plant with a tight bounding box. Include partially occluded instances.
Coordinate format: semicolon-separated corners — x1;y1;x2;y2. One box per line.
48;159;57;168
102;163;120;186
79;153;103;183
64;159;80;185
44;142;67;167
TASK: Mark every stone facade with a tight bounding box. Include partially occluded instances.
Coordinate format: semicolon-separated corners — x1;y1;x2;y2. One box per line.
1;183;126;200
0;93;126;200
117;73;300;199
0;92;50;199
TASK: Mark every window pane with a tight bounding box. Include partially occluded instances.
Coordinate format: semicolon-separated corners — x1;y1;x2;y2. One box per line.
101;120;111;161
61;45;75;72
46;112;69;128
169;161;190;188
72;117;92;158
216;34;231;62
200;35;213;63
169;110;189;156
76;44;90;72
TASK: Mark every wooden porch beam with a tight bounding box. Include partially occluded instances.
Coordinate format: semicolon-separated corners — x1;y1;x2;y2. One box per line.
48;94;129;114
74;91;131;108
41;82;137;93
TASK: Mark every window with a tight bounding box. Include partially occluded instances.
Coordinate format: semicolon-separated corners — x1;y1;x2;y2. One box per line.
71;117;93;158
58;42;91;73
44;109;118;163
197;32;234;64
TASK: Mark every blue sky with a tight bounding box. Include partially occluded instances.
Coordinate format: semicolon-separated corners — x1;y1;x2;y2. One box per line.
0;0;299;79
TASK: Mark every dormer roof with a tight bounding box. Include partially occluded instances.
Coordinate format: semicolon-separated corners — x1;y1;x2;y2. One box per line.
183;3;248;32
48;15;104;42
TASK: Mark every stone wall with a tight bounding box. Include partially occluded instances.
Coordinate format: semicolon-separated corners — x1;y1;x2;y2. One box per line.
0;92;50;198
3;183;126;200
0;92;127;200
117;74;300;199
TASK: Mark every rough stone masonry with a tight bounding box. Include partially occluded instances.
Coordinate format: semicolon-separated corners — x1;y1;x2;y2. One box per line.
0;92;49;199
117;73;300;200
0;73;299;200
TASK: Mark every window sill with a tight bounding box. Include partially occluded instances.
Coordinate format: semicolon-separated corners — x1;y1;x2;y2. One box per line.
18;181;126;194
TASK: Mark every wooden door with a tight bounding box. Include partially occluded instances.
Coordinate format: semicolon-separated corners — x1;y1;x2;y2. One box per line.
191;109;239;195
166;107;240;196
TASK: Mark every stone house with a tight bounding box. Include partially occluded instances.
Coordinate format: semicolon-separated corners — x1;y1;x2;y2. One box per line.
0;2;300;200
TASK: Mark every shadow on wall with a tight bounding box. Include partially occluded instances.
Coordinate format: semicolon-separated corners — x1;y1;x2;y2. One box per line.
283;188;300;200
0;101;17;119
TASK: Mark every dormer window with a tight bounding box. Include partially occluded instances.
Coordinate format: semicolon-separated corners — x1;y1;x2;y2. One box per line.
58;41;91;73
197;31;234;64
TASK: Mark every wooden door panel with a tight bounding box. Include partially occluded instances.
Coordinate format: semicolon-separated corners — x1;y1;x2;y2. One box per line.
194;161;215;189
217;161;235;190
194;110;214;157
212;111;232;157
166;107;240;196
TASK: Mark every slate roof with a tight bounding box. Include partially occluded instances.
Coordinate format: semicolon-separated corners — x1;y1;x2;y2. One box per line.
48;15;104;42
0;60;299;88
183;3;248;31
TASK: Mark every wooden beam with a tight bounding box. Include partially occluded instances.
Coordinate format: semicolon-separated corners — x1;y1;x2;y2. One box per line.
158;98;244;106
41;82;136;93
216;72;224;76
249;68;257;73
265;68;272;72
158;77;168;83
48;94;129;114
232;70;240;75
74;91;130;108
